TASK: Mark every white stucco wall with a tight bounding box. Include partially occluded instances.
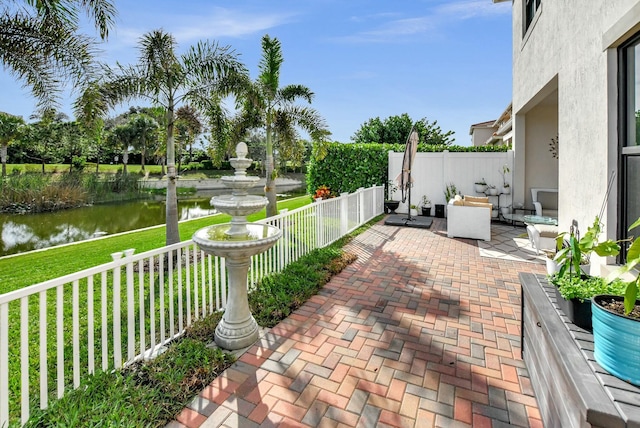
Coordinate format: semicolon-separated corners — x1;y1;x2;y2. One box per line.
523;95;559;209
471;127;495;146
512;1;640;241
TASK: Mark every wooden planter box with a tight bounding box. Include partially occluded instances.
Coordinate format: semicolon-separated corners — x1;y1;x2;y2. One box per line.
520;273;640;427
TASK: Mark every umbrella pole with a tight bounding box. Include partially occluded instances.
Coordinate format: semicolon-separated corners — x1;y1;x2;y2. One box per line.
404;158;414;222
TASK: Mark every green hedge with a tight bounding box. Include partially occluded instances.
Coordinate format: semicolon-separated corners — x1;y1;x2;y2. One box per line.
306;142;510;195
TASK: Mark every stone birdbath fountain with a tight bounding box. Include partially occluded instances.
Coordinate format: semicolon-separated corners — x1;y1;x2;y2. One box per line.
192;142;281;350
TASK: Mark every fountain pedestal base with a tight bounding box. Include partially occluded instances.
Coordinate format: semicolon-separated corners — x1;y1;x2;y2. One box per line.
212;256;261;350
214;314;259;350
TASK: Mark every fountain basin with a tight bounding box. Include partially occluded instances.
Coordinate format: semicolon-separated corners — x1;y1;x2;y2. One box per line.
211;194;268;217
192;223;282;259
221;175;260;192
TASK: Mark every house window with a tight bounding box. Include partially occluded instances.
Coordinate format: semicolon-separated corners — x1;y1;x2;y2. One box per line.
619;32;640;259
523;0;541;36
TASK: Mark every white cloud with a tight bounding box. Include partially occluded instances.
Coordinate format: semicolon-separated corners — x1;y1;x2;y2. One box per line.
436;0;511;20
335;0;510;43
114;7;295;47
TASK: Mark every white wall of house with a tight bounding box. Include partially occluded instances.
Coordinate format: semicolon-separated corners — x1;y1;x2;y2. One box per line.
388;151;513;213
471;126;496;146
523;93;559;210
511;1;640;247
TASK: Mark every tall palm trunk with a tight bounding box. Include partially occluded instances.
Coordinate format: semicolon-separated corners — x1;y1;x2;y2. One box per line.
0;143;7;177
265;123;277;217
165;102;180;245
122;147;129;174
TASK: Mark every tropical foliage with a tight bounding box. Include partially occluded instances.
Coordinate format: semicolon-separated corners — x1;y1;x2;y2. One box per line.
0;111;25;176
231;34;329;217
0;0;116;107
100;29;247;245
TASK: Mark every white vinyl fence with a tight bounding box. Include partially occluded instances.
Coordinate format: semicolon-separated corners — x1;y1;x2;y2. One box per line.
0;186;383;427
389;150;515;213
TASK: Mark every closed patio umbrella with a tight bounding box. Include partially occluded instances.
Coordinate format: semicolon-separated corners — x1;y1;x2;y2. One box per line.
396;127;419;220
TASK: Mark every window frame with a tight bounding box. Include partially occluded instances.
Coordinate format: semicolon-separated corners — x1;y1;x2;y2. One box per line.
617;31;640;260
523;0;542;39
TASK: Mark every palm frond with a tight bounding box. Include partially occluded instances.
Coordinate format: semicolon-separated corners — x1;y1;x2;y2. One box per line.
139;29;184;91
258;34;283;96
0;10;97;108
77;0;117;40
24;0;116;39
278;84;314;104
73;79;108;132
100;63;152;107
285;105;330;140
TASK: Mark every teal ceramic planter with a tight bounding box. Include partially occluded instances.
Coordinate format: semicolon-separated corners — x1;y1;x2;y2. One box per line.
592;295;640;386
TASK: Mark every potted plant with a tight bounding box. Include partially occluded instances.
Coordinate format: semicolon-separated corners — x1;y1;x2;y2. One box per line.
384;180;400;214
500;205;511;219
313;185;332;202
474;178;487;193
551;216;624;329
502;182;511;195
409;204;418;217
554;216;621;278
553;271;625;330
443;182;458;202
486;184;499;196
500;164;511;194
593;217;640;386
543;249;564;276
420;195;431;216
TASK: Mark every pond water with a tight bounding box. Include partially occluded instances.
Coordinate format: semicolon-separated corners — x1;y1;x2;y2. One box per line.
0;185;304;257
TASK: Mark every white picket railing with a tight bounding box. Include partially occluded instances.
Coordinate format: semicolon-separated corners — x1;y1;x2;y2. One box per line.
0;185;383;427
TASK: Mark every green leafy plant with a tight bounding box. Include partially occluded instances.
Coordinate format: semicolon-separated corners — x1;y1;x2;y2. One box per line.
606;217;640;315
554;273;627;302
500;164;510;187
410;204;417;209
420;195;430;207
444;182;458;202
385;180;398;201
554;216;622;278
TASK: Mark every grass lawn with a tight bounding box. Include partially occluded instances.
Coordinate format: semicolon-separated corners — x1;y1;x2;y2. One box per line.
0;195;312;294
1;195;313;424
21;220;374;428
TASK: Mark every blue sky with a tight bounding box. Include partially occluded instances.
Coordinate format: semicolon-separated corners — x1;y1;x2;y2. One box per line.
0;0;513;145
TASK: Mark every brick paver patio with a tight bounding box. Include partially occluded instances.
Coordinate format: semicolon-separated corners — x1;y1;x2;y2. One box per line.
168;218;546;427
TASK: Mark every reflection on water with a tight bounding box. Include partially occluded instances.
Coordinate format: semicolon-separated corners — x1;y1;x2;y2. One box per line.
0;185;303;257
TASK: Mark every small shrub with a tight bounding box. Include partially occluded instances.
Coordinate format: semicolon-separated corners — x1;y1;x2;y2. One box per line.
553;274;627;302
72;156;86;172
249;244;357;327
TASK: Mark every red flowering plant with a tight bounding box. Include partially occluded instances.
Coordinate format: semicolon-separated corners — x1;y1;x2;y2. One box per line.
313;185;333;200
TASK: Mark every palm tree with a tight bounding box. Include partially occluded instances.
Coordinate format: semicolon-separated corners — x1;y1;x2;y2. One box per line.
236;34;330;217
25;108;68;172
100;29;247;245
109;122;136;175
175;105;202;166
0;112;25;176
129;114;159;172
74;81;109;172
0;0;116;107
